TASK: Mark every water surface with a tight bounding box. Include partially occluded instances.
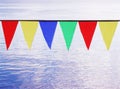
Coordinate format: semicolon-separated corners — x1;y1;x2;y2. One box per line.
0;22;120;89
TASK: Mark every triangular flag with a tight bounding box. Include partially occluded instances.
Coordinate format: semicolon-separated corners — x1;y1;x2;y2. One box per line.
99;21;118;50
2;20;18;50
39;21;57;49
60;21;77;50
79;21;97;49
21;21;38;49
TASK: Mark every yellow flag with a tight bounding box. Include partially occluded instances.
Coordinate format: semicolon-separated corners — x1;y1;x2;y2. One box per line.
21;21;38;49
99;22;118;50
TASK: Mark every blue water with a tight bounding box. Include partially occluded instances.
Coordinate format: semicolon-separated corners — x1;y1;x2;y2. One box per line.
0;57;86;89
0;58;68;89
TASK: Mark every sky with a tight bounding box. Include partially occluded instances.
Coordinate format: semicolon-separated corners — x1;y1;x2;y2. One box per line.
0;0;120;20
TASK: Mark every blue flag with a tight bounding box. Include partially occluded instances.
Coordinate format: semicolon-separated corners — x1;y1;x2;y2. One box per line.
39;21;57;49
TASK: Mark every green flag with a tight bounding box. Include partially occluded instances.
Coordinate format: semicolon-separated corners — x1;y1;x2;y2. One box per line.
60;21;77;50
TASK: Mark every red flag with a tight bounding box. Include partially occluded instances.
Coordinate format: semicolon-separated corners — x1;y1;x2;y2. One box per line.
2;20;18;50
79;21;97;49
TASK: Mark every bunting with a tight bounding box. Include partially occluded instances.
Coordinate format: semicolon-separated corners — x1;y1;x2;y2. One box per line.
60;21;77;50
99;21;118;50
0;20;119;50
39;21;57;49
20;21;38;49
1;20;18;50
79;21;97;49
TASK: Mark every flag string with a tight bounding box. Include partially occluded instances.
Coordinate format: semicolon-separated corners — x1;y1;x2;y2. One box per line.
0;20;118;50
